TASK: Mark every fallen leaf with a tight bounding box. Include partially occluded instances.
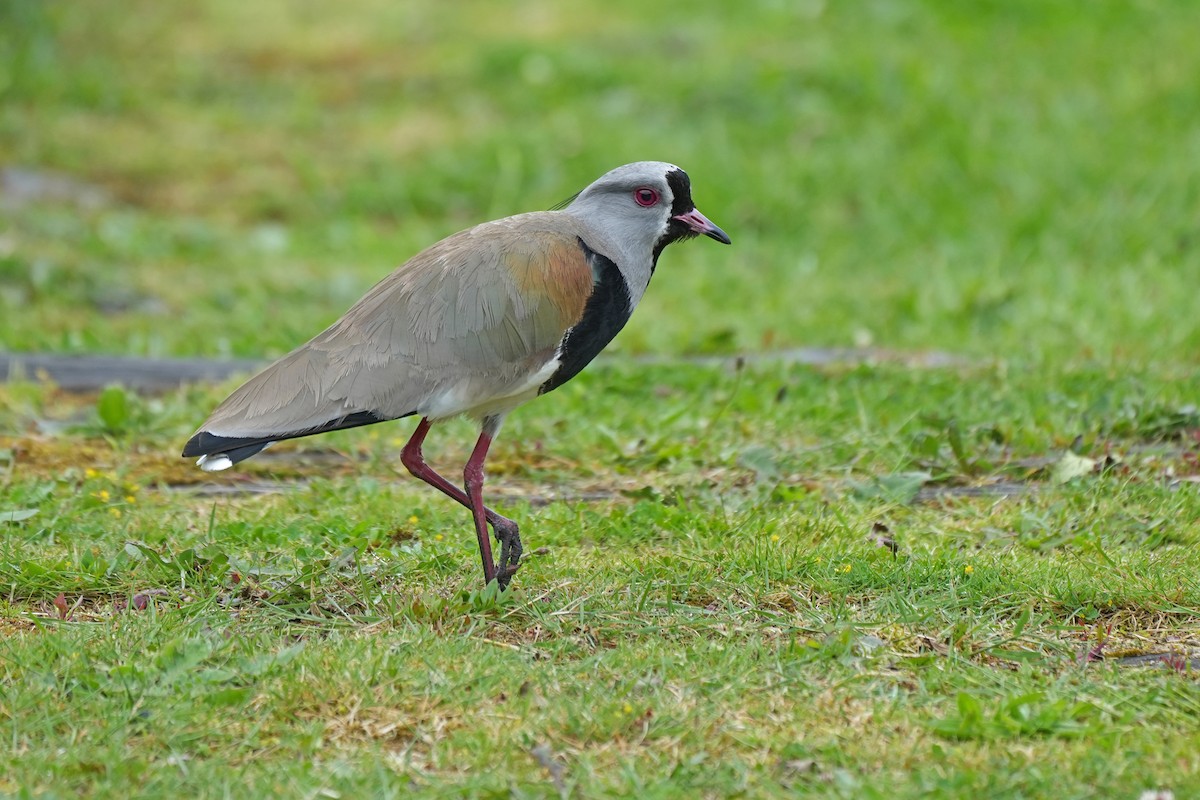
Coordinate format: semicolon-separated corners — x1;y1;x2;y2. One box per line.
738;445;781;483
849;471;932;503
130;588;169;611
781;758;817;775
917;635;950;655
1051;451;1097;485
0;508;38;523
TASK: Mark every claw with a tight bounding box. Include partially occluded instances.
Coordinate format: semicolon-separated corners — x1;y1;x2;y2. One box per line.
496;527;523;589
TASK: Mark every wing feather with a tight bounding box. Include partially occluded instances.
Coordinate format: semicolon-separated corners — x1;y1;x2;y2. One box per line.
188;212;597;447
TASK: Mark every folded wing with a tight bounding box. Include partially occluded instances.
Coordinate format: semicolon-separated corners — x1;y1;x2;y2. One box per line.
182;213;598;465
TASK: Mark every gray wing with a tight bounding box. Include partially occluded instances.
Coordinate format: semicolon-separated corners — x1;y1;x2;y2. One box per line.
185;213;597;448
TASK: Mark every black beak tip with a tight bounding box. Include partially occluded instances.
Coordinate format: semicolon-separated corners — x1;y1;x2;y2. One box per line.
706;227;732;245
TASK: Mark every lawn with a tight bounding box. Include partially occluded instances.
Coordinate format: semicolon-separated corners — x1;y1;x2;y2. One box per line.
2;1;1199;797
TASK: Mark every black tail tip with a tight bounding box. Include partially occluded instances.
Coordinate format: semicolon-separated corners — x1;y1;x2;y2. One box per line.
181;431;270;466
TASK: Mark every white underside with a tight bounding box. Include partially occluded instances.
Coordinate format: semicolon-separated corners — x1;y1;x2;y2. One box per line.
419;355;562;421
197;453;233;472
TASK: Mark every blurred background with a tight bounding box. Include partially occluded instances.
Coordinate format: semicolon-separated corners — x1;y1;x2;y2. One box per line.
2;0;1198;364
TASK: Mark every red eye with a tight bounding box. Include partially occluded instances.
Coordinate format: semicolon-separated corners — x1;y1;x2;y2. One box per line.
633;187;659;207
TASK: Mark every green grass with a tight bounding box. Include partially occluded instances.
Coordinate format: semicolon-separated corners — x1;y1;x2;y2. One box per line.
3;0;1200;797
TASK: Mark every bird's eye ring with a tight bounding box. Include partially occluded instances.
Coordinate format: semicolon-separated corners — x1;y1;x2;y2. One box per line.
633;187;659;207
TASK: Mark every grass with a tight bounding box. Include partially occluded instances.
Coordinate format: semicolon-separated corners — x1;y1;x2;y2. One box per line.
2;0;1200;797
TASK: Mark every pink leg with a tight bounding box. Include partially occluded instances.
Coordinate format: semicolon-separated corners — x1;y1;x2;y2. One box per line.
463;429;497;584
400;417;521;587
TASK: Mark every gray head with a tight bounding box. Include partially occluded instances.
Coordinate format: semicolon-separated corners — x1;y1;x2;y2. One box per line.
562;161;731;273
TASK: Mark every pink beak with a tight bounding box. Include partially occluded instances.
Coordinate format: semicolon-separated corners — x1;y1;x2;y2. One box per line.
673;208;731;244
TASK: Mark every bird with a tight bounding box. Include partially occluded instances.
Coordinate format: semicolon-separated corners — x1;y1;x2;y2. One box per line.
182;161;731;589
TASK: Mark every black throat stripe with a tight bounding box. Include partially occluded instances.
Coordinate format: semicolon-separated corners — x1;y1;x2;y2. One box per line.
539;239;633;395
666;168;693;218
652;168;700;271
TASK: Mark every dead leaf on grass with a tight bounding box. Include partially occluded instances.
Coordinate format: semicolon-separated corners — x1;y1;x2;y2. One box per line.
1051;451;1098;484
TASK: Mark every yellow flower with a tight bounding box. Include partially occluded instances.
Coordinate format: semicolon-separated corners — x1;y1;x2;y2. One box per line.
85;468;100;479
434;533;444;541
770;534;780;543
94;490;110;502
622;703;633;714
125;495;136;504
109;508;122;519
408;515;419;525
964;565;974;575
839;564;852;574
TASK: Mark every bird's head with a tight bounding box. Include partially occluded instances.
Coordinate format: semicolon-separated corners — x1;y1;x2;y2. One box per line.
563;161;730;270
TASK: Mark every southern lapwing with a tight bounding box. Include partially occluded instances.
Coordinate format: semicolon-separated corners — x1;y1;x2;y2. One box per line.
182;162;730;588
